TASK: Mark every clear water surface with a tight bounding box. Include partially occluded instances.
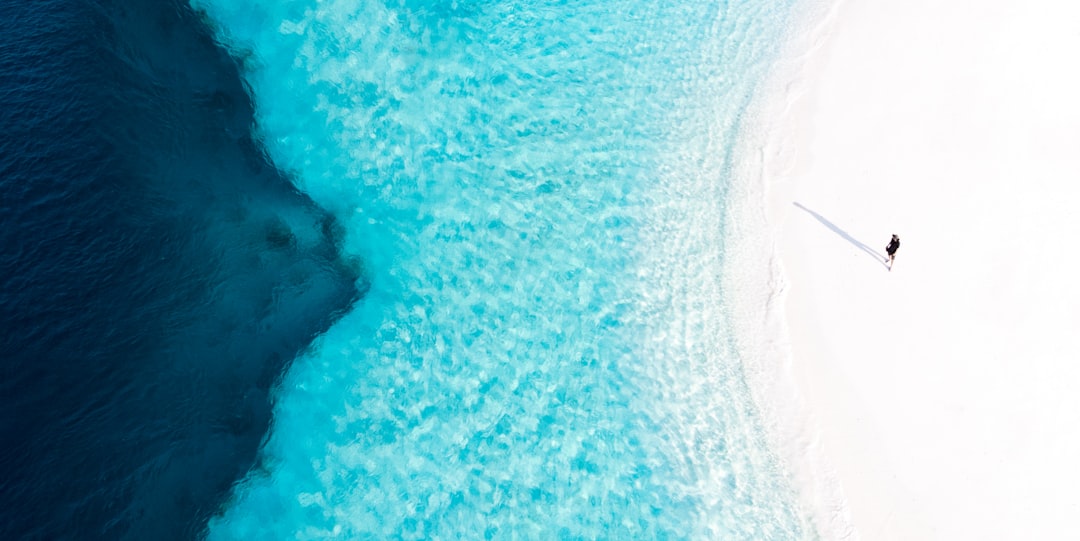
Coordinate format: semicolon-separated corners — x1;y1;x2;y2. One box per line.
192;0;807;538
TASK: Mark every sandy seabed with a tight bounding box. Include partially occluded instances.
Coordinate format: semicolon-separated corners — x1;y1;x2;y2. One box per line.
727;1;1080;539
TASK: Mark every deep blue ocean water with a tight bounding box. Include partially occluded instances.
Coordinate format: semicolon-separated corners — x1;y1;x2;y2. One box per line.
0;0;362;539
3;0;812;539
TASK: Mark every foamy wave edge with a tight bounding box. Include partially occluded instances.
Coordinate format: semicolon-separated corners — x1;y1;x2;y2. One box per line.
722;0;856;540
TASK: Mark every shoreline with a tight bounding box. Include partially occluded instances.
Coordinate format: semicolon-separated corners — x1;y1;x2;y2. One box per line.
724;1;857;538
731;0;1080;539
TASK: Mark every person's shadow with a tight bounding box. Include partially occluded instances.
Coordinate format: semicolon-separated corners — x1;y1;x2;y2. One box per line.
793;202;889;269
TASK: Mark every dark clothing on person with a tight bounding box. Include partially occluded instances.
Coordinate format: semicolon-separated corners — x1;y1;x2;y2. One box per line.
886;235;900;271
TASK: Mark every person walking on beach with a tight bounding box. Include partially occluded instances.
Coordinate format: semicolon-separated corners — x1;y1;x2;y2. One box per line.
886;234;900;270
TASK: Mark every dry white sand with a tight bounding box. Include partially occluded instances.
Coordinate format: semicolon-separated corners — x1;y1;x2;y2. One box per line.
729;1;1080;539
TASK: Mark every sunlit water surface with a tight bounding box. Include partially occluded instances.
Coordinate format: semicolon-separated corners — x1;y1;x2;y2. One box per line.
192;0;807;538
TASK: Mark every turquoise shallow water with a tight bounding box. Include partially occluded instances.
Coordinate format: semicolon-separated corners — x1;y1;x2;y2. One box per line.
191;0;806;538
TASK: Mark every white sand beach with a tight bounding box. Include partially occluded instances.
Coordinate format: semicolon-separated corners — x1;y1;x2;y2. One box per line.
731;0;1080;539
